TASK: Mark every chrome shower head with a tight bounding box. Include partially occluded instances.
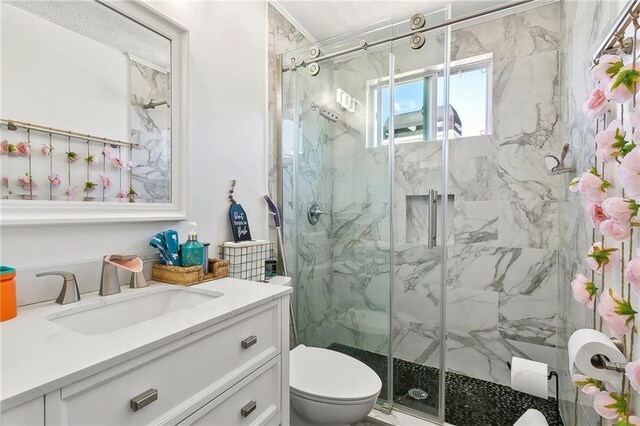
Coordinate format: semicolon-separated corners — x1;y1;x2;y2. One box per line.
311;103;338;123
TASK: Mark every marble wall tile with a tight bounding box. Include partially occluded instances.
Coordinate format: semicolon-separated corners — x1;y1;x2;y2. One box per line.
500;200;559;249
394;141;444;198
453;201;500;246
445;336;522;385
449;149;564;202
498;294;556;346
450;3;560;63
447;287;498;339
454;199;559;249
493;101;559;152
493;49;559;110
447;245;557;298
331;202;390;242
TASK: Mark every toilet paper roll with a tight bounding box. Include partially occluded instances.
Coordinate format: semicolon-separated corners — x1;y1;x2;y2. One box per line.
511;357;548;399
568;328;626;383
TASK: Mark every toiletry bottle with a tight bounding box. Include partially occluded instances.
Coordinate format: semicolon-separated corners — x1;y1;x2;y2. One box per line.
181;222;205;267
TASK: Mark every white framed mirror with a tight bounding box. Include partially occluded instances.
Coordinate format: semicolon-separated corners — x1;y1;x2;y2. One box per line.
0;0;188;225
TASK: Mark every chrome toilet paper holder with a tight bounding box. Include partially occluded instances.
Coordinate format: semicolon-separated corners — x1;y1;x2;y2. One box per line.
591;337;627;373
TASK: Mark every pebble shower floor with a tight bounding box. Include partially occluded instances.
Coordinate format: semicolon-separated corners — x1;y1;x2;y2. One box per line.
328;343;562;426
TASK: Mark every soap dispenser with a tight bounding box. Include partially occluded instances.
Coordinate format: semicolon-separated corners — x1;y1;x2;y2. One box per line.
181;222;205;267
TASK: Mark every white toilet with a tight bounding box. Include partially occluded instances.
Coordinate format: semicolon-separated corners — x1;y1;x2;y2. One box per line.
289;344;382;425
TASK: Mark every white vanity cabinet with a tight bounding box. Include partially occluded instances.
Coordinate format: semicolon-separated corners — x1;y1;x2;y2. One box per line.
40;298;289;426
0;397;44;425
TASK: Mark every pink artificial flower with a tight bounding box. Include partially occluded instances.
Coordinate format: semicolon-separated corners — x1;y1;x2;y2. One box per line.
592;54;623;89
125;160;137;171
102;146;112;160
116;190;126;202
605;63;640;103
572;374;603;397
66;185;77;201
577;171;610;203
587;203;608;227
1;177;8;187
112;157;124;169
570;273;597;308
99;174;111;189
583;88;609;119
593;391;624;419
598;288;636;338
48;174;61;187
602;197;639;224
41;144;52;156
627;248;640;297
595;120;625;163
600;219;631;240
617;147;640;198
586;242;619;271
16;141;30;157
17;175;35;189
1;140;16;155
629;416;640;426
626;360;640;393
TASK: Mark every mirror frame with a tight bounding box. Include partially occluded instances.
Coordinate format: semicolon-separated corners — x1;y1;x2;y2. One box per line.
0;0;188;226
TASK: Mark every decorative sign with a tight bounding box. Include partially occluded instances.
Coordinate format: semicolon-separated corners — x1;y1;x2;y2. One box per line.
229;203;252;242
228;180;252;242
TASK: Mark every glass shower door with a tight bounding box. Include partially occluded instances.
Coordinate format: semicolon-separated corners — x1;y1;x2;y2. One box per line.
390;8;450;422
282;21;396;407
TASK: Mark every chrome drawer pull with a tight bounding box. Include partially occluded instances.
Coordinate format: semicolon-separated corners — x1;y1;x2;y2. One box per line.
130;388;158;412
241;400;257;417
241;335;257;349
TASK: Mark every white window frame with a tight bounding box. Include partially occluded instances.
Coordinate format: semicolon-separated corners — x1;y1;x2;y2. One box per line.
365;53;493;148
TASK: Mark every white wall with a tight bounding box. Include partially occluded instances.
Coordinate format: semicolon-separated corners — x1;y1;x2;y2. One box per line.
1;4;129;139
0;1;268;303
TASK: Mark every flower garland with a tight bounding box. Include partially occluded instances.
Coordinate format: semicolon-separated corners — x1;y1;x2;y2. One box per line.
572;35;640;425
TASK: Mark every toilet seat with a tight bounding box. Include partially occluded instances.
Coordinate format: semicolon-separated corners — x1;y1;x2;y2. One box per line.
290;345;382;404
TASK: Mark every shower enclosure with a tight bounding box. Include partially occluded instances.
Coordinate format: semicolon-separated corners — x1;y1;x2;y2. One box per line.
277;2;561;424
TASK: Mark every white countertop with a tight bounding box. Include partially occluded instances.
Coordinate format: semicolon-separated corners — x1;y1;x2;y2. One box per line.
0;277;292;410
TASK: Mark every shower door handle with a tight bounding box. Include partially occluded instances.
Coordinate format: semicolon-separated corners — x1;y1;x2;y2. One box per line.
427;190;437;248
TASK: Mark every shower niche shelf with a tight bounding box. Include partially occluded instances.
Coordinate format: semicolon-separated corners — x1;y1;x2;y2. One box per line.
406;193;454;245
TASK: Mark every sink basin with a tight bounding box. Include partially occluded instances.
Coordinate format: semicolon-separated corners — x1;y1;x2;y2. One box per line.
48;288;221;335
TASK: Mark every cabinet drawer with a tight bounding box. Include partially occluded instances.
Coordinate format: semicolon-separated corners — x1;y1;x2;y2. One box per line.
179;357;280;426
58;302;279;425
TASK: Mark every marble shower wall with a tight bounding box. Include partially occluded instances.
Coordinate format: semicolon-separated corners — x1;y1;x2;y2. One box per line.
389;4;563;389
557;1;628;425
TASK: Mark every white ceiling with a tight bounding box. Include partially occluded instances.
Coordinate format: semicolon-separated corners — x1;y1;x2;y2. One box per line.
274;0;513;42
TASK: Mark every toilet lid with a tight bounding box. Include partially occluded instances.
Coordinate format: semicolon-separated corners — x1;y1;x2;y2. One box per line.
290;345;382;402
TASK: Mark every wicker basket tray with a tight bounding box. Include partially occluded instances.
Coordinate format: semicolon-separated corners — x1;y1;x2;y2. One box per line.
152;259;230;286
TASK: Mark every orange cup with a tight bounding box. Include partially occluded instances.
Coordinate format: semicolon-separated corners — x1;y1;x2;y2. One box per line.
1;266;17;322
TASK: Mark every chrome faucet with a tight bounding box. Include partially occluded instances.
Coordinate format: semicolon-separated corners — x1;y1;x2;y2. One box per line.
36;271;81;304
99;256;121;296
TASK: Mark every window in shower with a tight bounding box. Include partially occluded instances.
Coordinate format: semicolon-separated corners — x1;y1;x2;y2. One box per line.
366;53;492;147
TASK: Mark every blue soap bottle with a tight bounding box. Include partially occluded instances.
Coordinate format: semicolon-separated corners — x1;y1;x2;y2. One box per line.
181;222;205;267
